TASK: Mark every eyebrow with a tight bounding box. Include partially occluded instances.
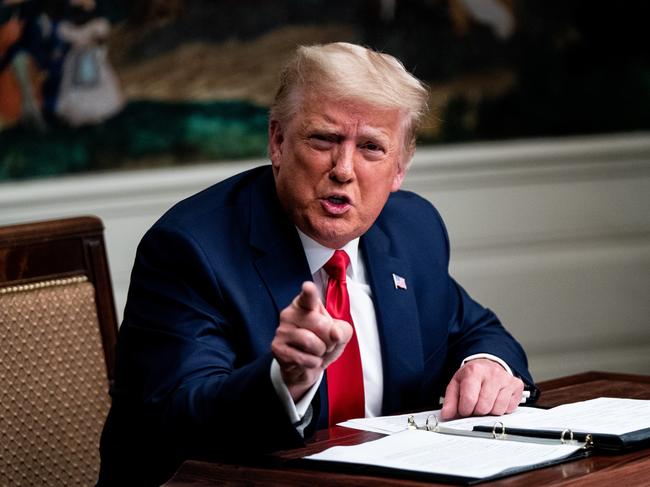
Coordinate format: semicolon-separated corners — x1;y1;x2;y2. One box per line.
304;120;391;142
357;126;391;143
301;117;339;134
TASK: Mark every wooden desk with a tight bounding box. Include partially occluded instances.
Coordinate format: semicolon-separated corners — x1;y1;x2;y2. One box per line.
164;372;650;486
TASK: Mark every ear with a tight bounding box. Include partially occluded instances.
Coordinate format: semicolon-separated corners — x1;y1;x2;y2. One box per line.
268;120;284;169
390;166;406;192
391;144;414;192
390;153;410;192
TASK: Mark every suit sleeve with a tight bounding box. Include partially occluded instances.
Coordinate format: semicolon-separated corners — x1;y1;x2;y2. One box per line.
112;223;311;459
426;201;537;392
446;278;536;390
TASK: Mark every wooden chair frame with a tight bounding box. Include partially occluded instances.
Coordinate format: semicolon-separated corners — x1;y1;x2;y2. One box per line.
0;215;119;385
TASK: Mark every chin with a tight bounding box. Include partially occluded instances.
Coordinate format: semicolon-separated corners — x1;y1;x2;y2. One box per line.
302;213;363;247
314;226;361;249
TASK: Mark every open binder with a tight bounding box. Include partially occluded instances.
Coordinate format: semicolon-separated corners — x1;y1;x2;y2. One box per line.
301;397;650;485
468;397;650;452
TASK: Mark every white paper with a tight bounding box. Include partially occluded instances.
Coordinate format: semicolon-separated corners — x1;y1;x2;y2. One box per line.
338;406;544;435
306;429;583;480
441;406;545;431
491;397;650;435
338;410;440;434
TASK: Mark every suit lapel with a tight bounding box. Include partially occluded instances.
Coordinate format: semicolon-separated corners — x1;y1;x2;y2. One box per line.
361;223;424;414
248;168;312;313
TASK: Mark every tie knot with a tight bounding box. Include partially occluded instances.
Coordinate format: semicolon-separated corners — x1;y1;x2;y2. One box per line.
323;250;350;282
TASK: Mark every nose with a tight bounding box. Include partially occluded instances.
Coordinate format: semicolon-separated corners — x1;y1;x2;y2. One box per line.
330;143;354;183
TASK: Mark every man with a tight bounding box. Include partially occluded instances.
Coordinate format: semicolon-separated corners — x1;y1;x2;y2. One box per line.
98;42;536;486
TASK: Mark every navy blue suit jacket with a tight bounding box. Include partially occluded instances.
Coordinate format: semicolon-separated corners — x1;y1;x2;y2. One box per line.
98;165;535;486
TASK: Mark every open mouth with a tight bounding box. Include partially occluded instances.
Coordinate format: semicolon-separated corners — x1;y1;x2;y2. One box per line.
327;195;349;205
321;194;351;214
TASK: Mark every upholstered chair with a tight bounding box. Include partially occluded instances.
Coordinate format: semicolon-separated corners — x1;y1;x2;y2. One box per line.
0;216;118;486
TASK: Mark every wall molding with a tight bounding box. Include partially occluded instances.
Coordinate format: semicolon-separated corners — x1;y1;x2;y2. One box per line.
408;131;650;187
2;131;649;217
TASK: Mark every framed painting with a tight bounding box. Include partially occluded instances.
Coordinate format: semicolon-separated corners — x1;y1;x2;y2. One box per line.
1;0;648;181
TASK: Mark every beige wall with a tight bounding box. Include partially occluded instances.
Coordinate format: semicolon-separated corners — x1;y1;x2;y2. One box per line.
2;132;649;381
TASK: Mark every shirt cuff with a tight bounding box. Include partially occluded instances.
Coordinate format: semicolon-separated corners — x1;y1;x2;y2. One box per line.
270;358;323;424
461;353;513;376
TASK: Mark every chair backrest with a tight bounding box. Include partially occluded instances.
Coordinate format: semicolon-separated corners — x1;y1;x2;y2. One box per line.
0;216;118;486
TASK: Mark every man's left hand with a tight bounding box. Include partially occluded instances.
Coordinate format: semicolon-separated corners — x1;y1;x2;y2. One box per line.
440;358;524;420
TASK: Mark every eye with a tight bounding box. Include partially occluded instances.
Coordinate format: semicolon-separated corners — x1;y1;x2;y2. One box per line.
308;133;336;150
361;142;382;152
359;141;385;159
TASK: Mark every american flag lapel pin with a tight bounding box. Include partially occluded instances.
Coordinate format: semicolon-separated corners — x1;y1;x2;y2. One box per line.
392;273;407;290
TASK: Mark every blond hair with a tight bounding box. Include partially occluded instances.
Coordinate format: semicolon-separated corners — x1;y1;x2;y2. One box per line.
270;42;429;166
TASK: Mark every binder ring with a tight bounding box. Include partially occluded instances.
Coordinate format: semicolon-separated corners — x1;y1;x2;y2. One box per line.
560;429;574;443
492;421;506;439
407;415;419;430
425;414;439;432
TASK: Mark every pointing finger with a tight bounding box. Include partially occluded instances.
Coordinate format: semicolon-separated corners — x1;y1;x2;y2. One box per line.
295;281;321;311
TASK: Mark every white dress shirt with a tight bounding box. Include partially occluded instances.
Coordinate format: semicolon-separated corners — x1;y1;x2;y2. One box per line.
270;230;511;425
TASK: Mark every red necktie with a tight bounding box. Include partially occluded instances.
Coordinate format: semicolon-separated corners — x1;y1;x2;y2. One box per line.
323;250;365;425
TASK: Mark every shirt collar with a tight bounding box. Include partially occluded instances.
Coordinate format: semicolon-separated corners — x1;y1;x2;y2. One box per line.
296;228;360;278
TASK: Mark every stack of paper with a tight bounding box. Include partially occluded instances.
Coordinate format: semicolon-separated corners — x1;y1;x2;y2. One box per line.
303;398;650;484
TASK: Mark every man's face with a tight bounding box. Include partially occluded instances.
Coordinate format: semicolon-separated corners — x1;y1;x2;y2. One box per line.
269;93;407;249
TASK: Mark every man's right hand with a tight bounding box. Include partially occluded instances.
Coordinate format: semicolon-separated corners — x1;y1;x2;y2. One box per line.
271;281;353;402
